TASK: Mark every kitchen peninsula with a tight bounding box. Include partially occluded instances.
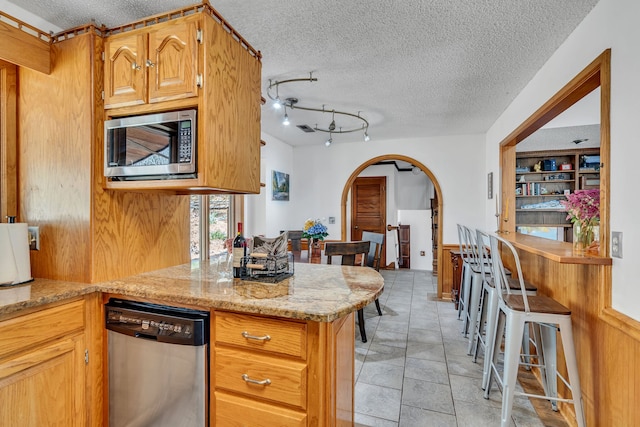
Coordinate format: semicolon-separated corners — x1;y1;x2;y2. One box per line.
0;262;384;426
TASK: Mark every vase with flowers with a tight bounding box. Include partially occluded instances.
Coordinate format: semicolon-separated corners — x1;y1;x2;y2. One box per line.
302;219;328;263
561;189;600;254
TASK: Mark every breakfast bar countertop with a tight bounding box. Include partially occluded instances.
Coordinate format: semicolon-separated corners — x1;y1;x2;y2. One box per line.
0;261;385;322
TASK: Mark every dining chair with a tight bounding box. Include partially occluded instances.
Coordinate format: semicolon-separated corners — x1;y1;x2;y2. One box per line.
361;231;385;316
325;241;374;342
280;230;306;262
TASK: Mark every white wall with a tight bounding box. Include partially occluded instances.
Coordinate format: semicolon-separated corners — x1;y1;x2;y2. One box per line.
398;209;433;271
485;0;640;320
396;171;433;210
289;134;486;246
245;133;294;238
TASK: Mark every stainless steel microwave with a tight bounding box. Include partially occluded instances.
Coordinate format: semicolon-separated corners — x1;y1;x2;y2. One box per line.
104;110;196;180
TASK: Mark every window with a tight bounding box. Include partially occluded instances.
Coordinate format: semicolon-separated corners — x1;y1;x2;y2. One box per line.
190;195;234;260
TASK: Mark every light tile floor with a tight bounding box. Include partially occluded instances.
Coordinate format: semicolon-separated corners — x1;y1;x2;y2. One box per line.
353;269;548;427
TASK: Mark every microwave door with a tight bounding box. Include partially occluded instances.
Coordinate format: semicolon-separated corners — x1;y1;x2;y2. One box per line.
126;126;173;166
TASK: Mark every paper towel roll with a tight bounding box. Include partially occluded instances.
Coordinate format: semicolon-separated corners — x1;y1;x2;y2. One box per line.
0;223;32;285
0;227;18;284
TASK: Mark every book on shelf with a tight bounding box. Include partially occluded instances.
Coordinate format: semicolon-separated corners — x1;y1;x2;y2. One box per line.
516;182;543;196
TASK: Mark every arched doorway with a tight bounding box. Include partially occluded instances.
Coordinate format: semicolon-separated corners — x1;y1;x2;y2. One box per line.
339;154;444;298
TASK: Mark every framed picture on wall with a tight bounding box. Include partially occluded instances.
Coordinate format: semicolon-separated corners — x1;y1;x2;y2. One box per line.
487;172;493;199
272;170;290;201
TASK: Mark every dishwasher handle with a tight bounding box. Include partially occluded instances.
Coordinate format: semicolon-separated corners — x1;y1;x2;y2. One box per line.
135;332;158;341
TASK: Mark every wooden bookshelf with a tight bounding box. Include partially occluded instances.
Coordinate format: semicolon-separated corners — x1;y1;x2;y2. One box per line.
515;148;599;241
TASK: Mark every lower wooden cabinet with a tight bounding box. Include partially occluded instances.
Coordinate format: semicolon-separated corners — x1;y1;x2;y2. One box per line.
0;298;97;426
215;391;307;427
213;311;355;426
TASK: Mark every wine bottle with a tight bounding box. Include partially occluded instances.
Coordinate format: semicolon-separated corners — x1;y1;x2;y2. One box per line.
232;222;247;278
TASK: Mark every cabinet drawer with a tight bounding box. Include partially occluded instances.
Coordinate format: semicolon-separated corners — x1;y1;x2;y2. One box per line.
215;391;306;427
0;300;85;361
215;312;306;359
215;347;307;409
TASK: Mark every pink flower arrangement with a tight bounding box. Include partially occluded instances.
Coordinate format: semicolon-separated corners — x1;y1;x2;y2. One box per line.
561;189;600;226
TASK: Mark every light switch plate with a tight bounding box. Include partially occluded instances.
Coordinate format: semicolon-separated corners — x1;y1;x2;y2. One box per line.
611;231;622;258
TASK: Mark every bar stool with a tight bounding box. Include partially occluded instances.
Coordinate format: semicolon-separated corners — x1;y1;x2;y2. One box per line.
484;233;586;427
461;225;486;352
471;229;537;392
456;224;472;323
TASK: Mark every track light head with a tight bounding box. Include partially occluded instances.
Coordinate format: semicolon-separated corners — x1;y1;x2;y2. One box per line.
325;137;332;147
283;112;290;126
363;131;370;142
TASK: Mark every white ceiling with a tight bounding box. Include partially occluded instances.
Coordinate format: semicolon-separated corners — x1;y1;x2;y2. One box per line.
4;0;600;147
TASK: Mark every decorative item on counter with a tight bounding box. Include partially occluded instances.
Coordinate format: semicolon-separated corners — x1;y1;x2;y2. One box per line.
242;232;294;283
302;219;329;264
232;223;247;278
561;189;600;254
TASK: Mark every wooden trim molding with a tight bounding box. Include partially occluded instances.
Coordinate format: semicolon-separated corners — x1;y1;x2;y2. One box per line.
0;12;51;74
338;154;444;298
498;49;611;255
0;61;17;220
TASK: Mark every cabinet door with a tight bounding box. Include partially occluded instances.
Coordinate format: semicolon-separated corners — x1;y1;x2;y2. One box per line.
0;336;86;426
104;32;147;108
147;19;200;103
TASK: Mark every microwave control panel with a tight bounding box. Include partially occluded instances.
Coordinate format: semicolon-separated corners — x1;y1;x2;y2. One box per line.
178;120;193;164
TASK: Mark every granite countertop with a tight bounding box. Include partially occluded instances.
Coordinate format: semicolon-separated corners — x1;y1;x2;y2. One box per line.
0;261;384;322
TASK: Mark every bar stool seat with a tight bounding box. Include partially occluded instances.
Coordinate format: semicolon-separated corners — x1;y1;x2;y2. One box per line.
503;294;571;315
484;233;586;427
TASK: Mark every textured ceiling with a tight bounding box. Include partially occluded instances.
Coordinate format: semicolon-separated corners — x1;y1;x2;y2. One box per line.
4;0;600;147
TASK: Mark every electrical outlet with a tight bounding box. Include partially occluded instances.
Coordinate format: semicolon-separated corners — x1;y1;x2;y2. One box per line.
28;226;40;251
611;231;622;258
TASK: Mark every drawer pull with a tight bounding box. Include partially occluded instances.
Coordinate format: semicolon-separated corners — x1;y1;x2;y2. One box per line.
241;374;271;386
241;331;271;341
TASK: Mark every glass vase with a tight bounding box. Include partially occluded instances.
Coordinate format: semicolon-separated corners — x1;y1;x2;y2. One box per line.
573;221;598;254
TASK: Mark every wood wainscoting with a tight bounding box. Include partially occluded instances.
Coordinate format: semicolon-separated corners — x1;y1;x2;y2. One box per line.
438;244;459;302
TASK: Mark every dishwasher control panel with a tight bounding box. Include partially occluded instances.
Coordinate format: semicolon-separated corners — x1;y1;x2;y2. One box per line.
105;299;209;346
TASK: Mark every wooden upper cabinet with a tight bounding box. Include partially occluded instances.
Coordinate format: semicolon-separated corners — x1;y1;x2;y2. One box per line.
104;16;201;109
104;32;146;108
103;10;262;194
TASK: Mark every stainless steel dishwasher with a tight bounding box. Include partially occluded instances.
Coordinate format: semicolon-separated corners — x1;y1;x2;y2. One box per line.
105;299;209;427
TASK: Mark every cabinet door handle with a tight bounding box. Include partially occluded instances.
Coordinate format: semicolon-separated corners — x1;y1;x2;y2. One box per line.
241;331;271;341
146;59;155;68
131;62;141;71
241;374;271;386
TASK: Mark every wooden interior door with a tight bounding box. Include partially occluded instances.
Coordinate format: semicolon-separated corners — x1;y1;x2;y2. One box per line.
398;224;410;269
351;177;386;267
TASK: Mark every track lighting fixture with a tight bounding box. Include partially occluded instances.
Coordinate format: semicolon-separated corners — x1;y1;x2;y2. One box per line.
325;134;333;147
267;72;370;145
